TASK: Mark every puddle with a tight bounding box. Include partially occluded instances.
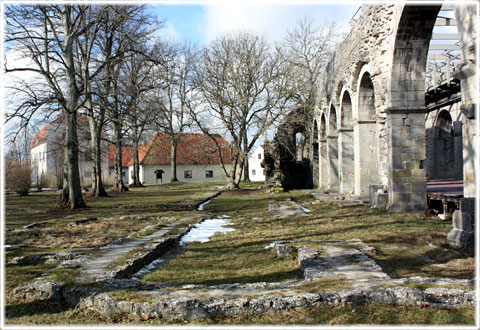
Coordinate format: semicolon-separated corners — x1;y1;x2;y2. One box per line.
131;217;235;279
180;218;235;246
132;258;165;279
298;205;311;213
197;199;212;210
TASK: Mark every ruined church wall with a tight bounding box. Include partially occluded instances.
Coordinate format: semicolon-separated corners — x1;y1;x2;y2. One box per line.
314;4;399;195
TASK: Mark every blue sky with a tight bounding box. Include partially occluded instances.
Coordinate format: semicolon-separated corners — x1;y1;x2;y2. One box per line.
150;3;360;45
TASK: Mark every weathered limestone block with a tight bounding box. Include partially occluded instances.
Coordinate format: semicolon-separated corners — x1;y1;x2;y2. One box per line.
424;288;465;305
13;280;64;301
386;286;424;305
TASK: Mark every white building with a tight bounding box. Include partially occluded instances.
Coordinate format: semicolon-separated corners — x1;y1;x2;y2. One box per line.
30;115;107;188
111;133;235;184
248;145;265;182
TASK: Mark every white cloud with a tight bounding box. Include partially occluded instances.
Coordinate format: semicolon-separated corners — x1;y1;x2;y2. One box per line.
158;21;181;42
201;3;359;43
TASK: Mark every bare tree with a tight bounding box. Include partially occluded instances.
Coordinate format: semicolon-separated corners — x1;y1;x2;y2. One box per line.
150;41;197;182
97;5;158;191
123;50;157;186
191;31;293;189
278;16;337;109
5;5;95;208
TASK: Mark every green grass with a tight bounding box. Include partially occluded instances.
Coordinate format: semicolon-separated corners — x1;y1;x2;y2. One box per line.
4;183;475;325
142;189;474;287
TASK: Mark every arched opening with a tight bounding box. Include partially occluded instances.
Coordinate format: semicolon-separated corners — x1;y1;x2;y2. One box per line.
295;132;307;161
354;71;378;197
426;110;463;180
319;114;328;189
312;120;319;188
327;105;339;191
339;91;354;194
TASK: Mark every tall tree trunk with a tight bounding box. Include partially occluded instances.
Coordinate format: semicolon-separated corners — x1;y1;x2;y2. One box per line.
242;130;250;182
132;134;142;186
58;112;87;208
114;119;128;191
57;9;86;208
88;116;108;197
170;138;178;182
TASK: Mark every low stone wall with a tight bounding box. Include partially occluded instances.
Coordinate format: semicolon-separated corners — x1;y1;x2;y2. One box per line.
79;287;475;321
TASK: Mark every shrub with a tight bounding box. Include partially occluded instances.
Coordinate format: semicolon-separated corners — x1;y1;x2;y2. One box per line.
5;158;32;196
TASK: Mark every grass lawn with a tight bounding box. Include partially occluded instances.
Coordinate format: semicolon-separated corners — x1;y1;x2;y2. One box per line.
142;189;474;287
4;182;476;325
5;182;222;292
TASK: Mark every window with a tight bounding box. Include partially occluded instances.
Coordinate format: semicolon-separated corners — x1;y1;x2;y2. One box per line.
252;169;256;176
258;153;262;160
184;170;192;179
205;170;213;178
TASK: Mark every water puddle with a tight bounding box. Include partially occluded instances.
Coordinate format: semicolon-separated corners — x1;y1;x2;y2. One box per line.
197;199;212;210
132;258;165;279
132;217;235;279
180;217;235;246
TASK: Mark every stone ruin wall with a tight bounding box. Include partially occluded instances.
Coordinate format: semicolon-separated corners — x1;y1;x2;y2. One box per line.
315;4;398;193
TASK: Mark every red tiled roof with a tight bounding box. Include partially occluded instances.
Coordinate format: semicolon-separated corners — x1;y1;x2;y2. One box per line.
108;133;233;167
108;144;134;167
141;133;233;165
30;124;50;149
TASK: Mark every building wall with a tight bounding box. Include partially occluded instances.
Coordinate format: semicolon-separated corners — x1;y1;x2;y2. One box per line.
31;143;48;185
248;146;265;182
310;4;476;211
138;164;232;184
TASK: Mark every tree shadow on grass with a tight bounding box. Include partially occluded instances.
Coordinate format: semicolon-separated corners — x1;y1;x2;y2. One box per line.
5;297;70;320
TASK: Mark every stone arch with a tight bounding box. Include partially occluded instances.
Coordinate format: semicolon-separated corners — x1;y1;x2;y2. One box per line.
319;113;328;189
354;68;379;197
327;104;339;191
358;72;377;121
390;5;441;109
339;88;354;127
339;89;355;194
435;110;453;133
386;5;441;210
427;110;463;180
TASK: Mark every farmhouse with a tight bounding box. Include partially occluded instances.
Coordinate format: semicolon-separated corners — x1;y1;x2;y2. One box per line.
109;133;234;184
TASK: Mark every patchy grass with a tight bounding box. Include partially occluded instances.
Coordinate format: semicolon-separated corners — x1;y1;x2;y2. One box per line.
109;290;154;303
209;304;475;325
4;183;475;326
5;183;221;292
143;190;474;287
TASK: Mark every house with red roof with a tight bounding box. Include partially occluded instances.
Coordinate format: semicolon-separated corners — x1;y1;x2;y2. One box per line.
30;115;107;187
109;133;235;184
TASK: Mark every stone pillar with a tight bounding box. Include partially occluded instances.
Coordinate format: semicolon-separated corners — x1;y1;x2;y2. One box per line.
353;120;378;197
312;142;319;188
338;128;354;195
319;138;328;190
327;135;339;192
454;3;476;196
447;198;474;248
386;109;427;212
